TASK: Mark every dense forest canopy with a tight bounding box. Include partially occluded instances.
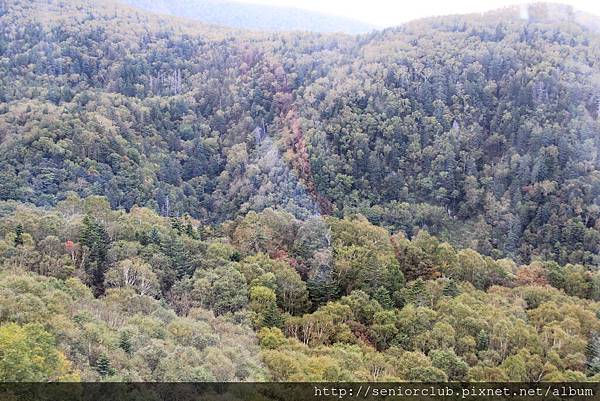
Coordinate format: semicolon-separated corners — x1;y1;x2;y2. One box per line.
2;197;600;381
2;0;600;383
2;0;600;265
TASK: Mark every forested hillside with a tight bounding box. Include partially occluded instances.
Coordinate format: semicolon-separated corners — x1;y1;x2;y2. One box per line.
2;197;600;381
2;0;600;382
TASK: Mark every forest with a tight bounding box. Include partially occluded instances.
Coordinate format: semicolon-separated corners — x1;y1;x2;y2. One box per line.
2;0;600;382
3;196;600;381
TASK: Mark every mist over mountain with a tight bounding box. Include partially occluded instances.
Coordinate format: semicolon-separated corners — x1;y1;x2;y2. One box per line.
120;0;377;33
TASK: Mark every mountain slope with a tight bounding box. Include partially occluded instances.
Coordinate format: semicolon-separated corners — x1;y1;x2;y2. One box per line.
120;0;377;34
4;0;600;384
1;0;600;266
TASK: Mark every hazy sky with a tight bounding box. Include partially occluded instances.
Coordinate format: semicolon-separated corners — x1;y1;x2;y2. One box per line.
238;0;600;27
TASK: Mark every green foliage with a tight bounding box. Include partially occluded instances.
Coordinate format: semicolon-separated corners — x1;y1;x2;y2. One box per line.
442;279;460;297
2;0;600;270
13;224;23;247
239;253;310;315
372;287;393;310
0;323;73;381
1;199;600;382
160;234;193;280
118;331;133;355
80;216;110;296
477;329;490;352
430;349;468;381
2;0;600;383
193;265;248;316
95;354;113;377
257;327;286;349
586;334;600;375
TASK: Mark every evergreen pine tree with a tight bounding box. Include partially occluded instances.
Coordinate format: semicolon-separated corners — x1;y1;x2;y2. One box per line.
96;354;112;377
442;279;460;297
184;218;197;239
586;334;600;375
476;329;490;351
230;250;241;262
262;302;283;328
196;225;205;241
14;224;23;247
171;217;183;235
136;231;149;246
161;234;192;278
149;227;161;245
307;266;340;309
373;286;393;309
505;215;521;257
408;278;427;306
118;331;132;355
80;216;110;297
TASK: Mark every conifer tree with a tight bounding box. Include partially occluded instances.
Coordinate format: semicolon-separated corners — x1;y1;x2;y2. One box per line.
80;216;110;296
307;266;340;308
442;279;460;297
14;224;23;247
373;286;393;309
171;217;183;235
476;329;490;352
149;227;161;245
185;220;196;239
96;354;112;377
161;234;192;278
586;334;600;375
262;302;283;328
118;331;132;355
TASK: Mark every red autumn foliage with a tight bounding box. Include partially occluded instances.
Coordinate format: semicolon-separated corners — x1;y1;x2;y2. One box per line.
516;264;549;287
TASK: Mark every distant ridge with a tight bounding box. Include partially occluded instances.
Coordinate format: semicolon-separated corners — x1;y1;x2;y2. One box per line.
120;0;377;34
